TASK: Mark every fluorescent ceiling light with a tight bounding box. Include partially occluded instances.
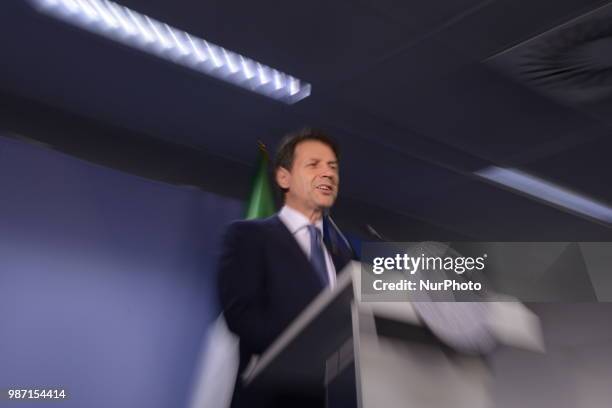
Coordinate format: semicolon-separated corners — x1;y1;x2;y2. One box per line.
29;0;311;104
475;166;612;225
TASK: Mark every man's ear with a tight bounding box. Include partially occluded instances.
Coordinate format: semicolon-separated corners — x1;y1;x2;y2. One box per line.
276;167;291;190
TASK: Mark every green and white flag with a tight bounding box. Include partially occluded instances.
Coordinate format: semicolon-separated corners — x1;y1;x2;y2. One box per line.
245;142;276;219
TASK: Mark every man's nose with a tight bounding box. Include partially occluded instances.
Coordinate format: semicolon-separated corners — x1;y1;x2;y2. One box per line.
321;170;337;182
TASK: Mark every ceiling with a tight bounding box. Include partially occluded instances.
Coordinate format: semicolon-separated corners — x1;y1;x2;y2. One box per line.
0;0;611;240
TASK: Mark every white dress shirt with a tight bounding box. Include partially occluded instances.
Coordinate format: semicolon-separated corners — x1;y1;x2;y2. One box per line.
278;205;337;289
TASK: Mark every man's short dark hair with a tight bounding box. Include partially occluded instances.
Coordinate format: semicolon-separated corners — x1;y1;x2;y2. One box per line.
274;128;340;172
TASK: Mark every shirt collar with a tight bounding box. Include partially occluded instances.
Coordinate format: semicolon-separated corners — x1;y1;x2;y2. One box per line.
279;205;323;235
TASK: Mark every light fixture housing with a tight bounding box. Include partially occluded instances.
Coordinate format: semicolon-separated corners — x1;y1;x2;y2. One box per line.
475;166;612;226
29;0;311;104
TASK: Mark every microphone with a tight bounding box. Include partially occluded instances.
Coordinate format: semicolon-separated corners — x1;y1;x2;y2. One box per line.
364;224;388;241
323;211;355;259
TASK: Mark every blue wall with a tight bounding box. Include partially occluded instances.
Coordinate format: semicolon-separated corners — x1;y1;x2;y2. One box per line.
0;134;242;407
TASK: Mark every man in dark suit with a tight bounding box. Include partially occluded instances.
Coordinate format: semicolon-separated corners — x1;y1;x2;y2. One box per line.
218;128;353;407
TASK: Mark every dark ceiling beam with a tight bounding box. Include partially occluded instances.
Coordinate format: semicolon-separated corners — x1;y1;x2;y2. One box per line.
0;90;473;241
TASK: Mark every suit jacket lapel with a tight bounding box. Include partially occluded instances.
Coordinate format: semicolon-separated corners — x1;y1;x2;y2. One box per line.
324;240;351;276
322;216;353;274
269;215;324;287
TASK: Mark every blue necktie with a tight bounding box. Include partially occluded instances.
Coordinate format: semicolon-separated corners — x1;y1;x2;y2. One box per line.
307;225;329;287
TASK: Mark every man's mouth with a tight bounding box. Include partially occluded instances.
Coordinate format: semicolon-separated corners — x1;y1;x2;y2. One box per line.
316;184;334;193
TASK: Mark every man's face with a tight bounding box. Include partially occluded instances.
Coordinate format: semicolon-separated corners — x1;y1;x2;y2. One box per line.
277;140;339;214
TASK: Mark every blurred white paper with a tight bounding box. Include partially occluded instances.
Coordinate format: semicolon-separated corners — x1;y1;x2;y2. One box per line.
487;299;545;352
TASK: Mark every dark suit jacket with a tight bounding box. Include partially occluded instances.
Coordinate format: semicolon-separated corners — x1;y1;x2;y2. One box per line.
217;215;352;408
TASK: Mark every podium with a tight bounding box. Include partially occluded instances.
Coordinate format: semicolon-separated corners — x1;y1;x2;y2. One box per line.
242;261;542;408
